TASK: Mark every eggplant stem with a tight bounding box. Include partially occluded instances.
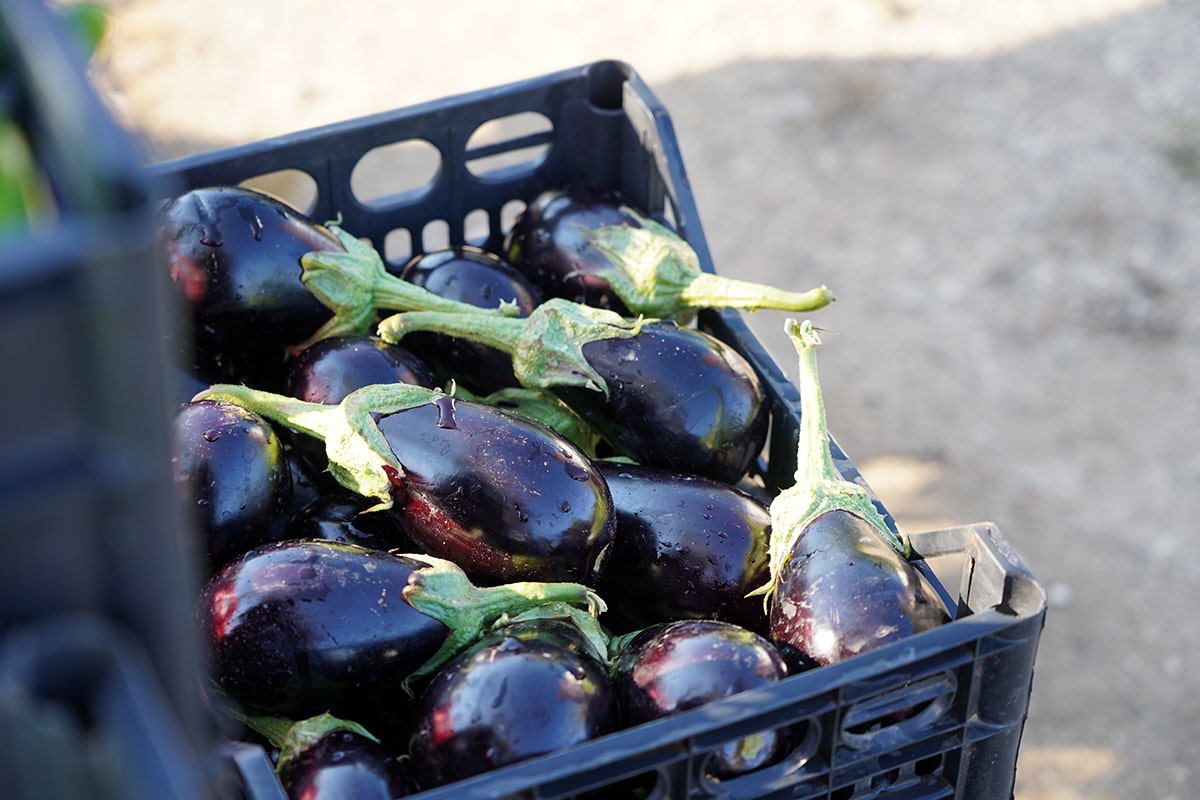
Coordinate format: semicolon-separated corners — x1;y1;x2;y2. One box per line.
583;219;835;320
378;298;645;395
193;382;447;508
401;555;605;692
292;224;515;354
751;319;908;606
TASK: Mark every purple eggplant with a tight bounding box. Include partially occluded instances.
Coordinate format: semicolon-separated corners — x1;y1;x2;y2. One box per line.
286;334;439;405
595;462;771;634
398;246;543;394
197;540;604;715
283;332;439;478
287;492;415;552
171;399;293;575
504;185;833;322
503;185;639;314
159;185;342;391
194;382;615;585
407;616;616;789
240;712;414;799
754;321;950;668
377;299;769;484
610;619;791;779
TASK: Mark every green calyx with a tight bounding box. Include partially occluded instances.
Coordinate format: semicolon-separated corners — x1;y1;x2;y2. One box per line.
240;711;379;777
749;319;908;607
194;382;448;509
378;297;649;396
401;554;607;691
582;217;835;322
481;387;606;458
491;601;613;665
292;224;518;354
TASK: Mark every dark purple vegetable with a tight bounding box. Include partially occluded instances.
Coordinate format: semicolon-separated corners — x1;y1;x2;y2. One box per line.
195;382;615;585
172;399;293;575
398;246;543;394
504;185;638;314
284;333;440;476
377;299;769;484
610;619;790;779
477;386;606;461
197;540;604;715
755;321;950;667
286;334;439;405
280;727;413;799
241;712;414;800
595;462;771;634
159;185;342;391
408;617;616;788
504;185;833;322
287;492;414;552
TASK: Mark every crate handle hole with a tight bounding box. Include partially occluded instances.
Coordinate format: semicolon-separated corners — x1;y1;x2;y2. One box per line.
500;198;527;241
698;716;821;792
384;228;413;268
465;112;553;182
351;139;441;209
464;208;489;248
422;219;450;253
237;169;318;216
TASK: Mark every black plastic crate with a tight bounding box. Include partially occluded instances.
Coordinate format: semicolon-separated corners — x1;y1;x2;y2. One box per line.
149;60;1046;799
1;0;220;795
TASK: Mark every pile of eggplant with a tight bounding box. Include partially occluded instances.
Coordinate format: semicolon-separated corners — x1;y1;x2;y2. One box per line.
163;184;950;797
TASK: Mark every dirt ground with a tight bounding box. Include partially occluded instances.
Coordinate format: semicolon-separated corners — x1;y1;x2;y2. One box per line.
90;1;1198;797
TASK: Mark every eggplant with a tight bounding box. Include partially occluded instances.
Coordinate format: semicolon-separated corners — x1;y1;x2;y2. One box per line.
194;382;615;585
477;386;606;460
286;334;439;405
755;321;950;667
504;185;833;322
398;246;543;394
197;540;604;715
287;492;415;552
503;185;638;314
171;399;293;575
595;462;771;634
284;333;440;476
377;298;769;484
289;222;518;354
610;619;791;779
407;616;616;789
239;712;414;799
158;185;342;391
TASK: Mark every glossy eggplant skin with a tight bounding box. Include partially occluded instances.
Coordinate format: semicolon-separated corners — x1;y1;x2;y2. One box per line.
504;185;639;314
278;728;414;799
399;246;543;394
596;462;771;635
376;397;614;585
408;618;615;789
769;510;951;669
553;321;769;485
197;541;450;716
287;492;415;552
284;334;441;476
611;619;790;779
159;186;341;391
286;334;439;405
172;399;293;575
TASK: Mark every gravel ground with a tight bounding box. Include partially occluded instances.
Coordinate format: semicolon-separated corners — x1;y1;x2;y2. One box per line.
91;1;1199;797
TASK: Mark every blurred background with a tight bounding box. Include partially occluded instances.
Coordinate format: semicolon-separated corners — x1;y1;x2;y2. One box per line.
86;1;1198;797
